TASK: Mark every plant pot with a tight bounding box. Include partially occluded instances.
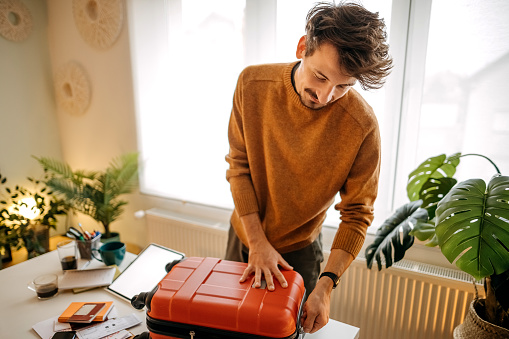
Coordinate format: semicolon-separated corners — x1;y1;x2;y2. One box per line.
454;299;509;338
100;232;120;244
1;245;12;263
23;224;51;259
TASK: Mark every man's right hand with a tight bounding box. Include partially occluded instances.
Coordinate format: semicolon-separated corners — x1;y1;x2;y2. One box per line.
239;240;293;291
239;212;293;290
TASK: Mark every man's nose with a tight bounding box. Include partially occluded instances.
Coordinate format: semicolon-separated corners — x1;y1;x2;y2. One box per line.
317;85;335;104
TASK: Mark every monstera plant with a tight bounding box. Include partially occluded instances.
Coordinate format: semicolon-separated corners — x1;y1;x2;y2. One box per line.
365;153;509;334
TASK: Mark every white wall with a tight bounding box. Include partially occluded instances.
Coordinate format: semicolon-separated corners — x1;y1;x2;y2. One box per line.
46;0;138;166
0;0;61;181
0;0;63;235
45;0;147;246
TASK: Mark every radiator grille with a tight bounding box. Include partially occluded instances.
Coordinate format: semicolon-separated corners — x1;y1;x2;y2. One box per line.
326;254;479;339
145;208;480;339
146;208;228;259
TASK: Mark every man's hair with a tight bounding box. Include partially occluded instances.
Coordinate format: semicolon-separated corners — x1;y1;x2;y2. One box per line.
305;1;393;90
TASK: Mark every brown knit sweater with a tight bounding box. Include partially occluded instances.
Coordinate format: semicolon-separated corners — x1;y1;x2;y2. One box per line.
226;62;381;257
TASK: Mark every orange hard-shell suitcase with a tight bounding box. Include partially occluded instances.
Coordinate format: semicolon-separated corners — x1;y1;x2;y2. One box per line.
131;257;305;339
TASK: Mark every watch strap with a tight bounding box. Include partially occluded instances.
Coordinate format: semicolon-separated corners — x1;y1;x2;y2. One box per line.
319;272;340;289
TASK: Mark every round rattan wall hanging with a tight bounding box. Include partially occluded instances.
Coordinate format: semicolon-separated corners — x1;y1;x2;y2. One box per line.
54;61;91;116
72;0;123;50
0;0;33;42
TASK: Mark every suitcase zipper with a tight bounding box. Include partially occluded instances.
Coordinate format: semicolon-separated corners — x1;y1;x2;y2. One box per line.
145;315;300;339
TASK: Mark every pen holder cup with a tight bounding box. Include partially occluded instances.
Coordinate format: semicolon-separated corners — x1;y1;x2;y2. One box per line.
77;234;102;260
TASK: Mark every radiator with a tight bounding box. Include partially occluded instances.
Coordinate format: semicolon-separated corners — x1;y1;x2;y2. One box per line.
327;253;480;339
145;208;229;259
145;208;480;339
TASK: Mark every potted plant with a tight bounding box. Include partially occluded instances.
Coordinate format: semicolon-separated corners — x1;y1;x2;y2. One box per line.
0;193;19;268
34;152;139;242
0;224;15;269
0;172;69;260
365;153;509;337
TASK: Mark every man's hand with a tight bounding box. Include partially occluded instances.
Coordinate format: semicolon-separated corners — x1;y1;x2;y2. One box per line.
300;277;333;333
239;240;293;291
239;213;293;291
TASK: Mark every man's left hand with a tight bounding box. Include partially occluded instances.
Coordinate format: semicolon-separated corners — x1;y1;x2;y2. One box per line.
300;277;333;333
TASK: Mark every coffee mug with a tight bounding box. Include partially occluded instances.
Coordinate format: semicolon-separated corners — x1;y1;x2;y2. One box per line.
92;241;126;266
27;274;59;300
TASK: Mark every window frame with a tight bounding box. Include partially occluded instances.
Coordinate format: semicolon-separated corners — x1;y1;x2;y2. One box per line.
390;0;435;210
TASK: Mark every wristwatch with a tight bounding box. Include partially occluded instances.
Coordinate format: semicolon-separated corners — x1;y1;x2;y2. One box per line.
319;272;340;289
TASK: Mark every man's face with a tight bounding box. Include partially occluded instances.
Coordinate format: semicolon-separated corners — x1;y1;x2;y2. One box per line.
293;37;357;110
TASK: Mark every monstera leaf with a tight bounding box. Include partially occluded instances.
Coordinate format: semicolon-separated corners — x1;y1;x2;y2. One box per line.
407;153;460;202
419;177;457;219
410;218;439;247
435;175;509;280
366;200;429;270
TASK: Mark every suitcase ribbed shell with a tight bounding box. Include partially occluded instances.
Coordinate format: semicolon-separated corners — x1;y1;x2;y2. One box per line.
146;257;305;339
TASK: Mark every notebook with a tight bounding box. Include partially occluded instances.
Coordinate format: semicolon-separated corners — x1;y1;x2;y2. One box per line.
59;267;116;290
58;301;114;323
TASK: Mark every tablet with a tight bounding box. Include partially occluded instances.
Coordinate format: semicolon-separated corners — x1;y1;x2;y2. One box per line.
106;243;185;302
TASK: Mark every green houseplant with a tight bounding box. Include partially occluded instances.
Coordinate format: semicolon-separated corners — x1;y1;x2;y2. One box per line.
34;152;139;241
365;153;509;336
0;172;69;259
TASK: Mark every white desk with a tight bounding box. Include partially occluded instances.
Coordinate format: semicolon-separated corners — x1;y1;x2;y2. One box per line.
0;251;359;339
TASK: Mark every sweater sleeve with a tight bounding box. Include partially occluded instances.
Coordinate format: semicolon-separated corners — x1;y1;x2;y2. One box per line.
332;122;381;257
225;70;260;216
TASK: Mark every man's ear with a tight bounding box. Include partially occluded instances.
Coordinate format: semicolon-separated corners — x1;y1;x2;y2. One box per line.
296;35;306;59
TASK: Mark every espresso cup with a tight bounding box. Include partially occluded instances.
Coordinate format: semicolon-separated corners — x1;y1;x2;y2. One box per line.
93;241;126;266
57;240;78;270
27;274;59;300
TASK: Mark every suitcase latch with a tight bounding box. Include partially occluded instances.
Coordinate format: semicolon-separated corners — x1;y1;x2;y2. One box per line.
189;330;195;339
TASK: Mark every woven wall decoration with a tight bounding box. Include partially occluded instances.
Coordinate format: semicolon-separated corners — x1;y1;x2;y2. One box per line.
72;0;123;50
54;61;91;116
0;0;33;42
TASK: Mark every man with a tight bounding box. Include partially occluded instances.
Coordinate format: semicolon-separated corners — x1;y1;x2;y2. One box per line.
225;1;392;334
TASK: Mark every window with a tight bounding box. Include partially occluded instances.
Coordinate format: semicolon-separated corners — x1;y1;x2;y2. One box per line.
132;0;245;210
392;0;509;208
128;0;509;229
